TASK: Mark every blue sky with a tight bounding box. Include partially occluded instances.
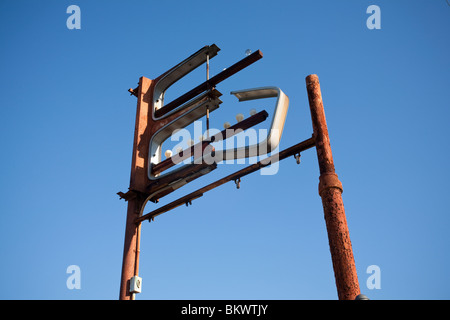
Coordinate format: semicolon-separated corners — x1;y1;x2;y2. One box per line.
0;0;449;300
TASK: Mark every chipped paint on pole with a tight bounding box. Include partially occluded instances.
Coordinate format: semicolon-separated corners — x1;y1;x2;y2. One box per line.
305;74;360;300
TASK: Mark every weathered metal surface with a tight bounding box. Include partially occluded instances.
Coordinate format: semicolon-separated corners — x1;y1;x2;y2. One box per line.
154;49;263;118
125;76;217;196
225;86;289;161
148;89;222;180
151;110;269;176
305;74;360;300
152;44;220;117
119;195;144;300
146;163;217;203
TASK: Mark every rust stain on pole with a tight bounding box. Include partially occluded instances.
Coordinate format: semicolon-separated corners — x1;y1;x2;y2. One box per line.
306;74;360;300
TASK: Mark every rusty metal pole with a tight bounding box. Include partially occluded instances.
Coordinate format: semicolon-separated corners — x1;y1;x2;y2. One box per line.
305;74;360;300
119;77;153;300
119;199;141;300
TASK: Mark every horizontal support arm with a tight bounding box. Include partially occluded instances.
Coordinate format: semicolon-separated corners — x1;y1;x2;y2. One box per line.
136;136;315;224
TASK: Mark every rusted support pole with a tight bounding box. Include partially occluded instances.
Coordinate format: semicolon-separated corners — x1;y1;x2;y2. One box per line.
119;77;153;300
305;74;360;300
119;198;142;300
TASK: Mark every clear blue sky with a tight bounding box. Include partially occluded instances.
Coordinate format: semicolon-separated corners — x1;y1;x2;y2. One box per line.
0;0;449;300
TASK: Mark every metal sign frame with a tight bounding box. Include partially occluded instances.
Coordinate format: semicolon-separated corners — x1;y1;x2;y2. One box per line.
118;45;361;301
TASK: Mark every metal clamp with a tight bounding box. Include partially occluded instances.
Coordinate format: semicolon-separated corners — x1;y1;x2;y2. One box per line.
235;178;241;189
318;173;343;196
294;153;301;164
